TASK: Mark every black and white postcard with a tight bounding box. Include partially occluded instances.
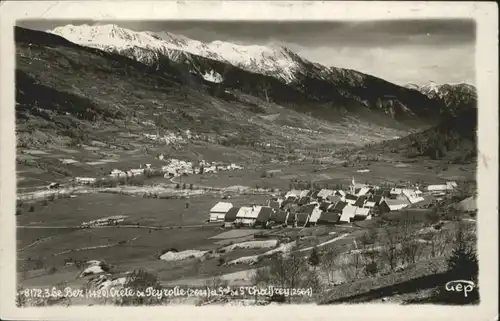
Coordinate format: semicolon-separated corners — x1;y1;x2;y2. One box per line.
0;1;497;321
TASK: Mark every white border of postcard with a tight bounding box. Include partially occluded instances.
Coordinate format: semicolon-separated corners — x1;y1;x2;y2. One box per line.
0;1;498;321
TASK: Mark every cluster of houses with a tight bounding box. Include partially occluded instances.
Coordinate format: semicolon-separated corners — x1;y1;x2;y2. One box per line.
109;167;147;179
142;129;200;145
209;179;459;229
69;157;244;185
160;158;243;178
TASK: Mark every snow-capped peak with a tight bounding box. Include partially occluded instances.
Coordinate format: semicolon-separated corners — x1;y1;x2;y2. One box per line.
48;24;301;83
51;24;156;48
421;81;440;94
405;81;445;95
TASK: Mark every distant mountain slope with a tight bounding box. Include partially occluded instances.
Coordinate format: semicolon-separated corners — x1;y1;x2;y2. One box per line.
405;82;477;116
411;106;477;161
48;24;447;126
371;107;477;164
15;26;411;155
14;27;259;148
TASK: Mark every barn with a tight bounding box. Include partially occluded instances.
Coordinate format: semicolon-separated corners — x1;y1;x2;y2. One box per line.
209;202;233;222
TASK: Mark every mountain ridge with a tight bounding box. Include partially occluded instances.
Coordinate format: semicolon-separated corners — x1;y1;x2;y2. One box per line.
15;26;413;154
49;24;302;84
404;82;477;117
47;24;450;126
14;25;477;189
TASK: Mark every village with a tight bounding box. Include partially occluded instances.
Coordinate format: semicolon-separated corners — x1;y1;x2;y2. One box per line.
59;156;245;187
208;178;461;229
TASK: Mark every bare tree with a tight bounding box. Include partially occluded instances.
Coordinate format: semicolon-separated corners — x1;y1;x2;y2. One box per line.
424;229;453;258
250;248;313;303
400;236;424;265
340;251;364;282
381;225;401;271
319;246;342;285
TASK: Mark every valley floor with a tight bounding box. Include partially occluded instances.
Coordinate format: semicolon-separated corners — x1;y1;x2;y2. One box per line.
15;146;477;306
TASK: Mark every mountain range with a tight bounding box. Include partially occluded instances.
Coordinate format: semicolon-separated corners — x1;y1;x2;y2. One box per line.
48;24;476;126
405;81;477;116
15;25;477;163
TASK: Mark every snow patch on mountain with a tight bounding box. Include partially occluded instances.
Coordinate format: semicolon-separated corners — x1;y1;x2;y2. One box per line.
48;24;301;83
405;81;476;99
202;70;223;83
421;81;441;94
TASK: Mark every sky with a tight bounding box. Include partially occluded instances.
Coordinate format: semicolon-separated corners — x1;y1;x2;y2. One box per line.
18;19;476;86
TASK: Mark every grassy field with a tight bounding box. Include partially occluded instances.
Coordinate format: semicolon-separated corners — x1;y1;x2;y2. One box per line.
17;192;268;228
168;160;475;192
15;142;476;303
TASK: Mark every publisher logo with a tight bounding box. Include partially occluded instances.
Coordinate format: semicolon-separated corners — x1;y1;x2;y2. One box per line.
445;280;476;297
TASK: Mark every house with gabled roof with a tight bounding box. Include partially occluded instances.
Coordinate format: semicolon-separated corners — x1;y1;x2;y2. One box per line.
284;189;302;199
336;190;347;198
299;190;310;198
363;198;377;209
455;195;476;213
374;188;391;198
326;195;342;204
270;210;289;227
354;195;368;208
369;194;384;205
379;198;410;214
296;213;310;228
282;201;299;214
255;207;274;228
356;187;372;196
319;201;331;211
269;200;281;209
330;200;348;214
426;183;455;193
345;193;358;205
297;204;321;226
393;193;410;201
353;207;372;221
280;197;297;209
235;206;260;226
317;189;335;200
402;189;425;204
308;208;323;226
209;202;233;222
286;212;297;227
224;207;240;227
297;196;310;206
339;204;357;223
390;187;404;195
317;210;340;225
310;190;320;200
